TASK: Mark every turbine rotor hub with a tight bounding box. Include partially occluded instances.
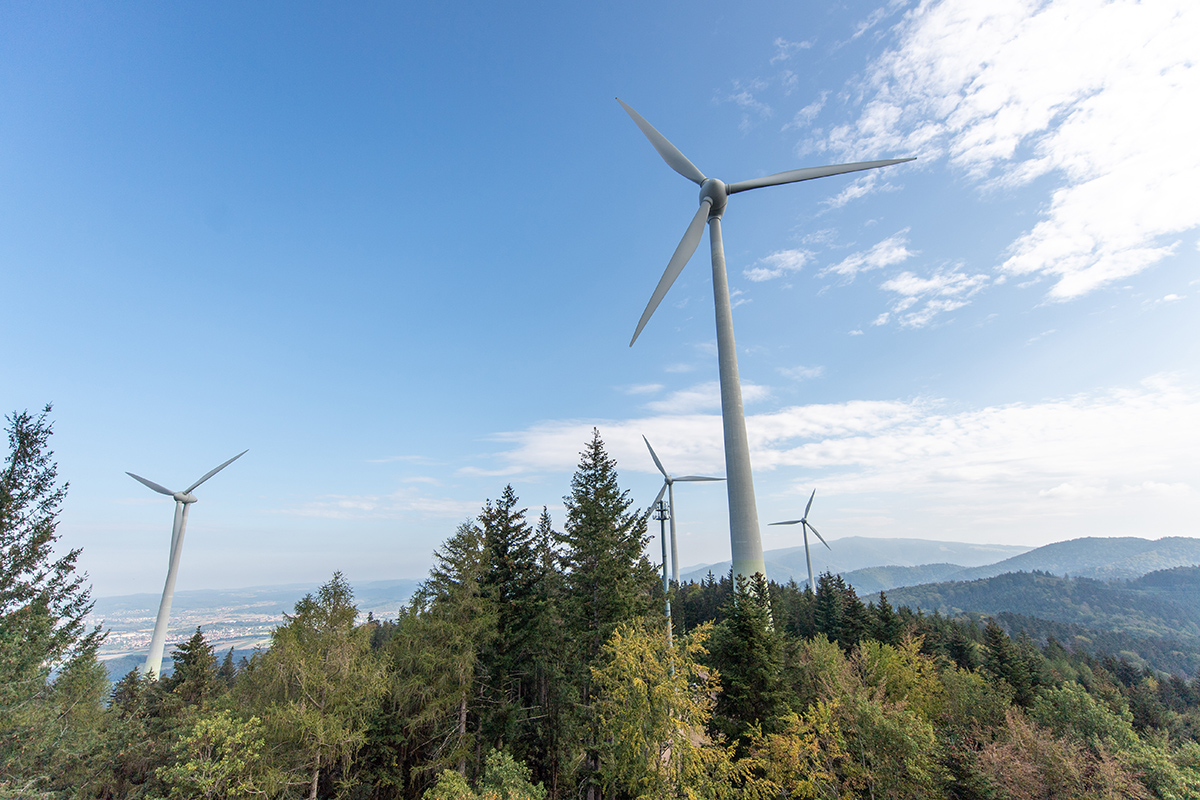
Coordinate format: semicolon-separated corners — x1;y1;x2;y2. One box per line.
173;491;198;504
699;179;727;218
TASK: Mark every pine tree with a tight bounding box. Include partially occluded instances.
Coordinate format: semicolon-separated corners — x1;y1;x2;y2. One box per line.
556;429;658;799
557;429;658;666
707;573;787;746
872;591;902;646
243;572;387;800
217;647;237;687
0;406;99;711
387;521;493;788
163;627;220;706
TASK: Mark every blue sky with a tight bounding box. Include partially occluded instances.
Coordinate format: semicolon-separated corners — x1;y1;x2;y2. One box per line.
3;0;1197;596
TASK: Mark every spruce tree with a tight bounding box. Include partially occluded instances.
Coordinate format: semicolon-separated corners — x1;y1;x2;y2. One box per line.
0;406;99;711
163;627;220;706
556;429;657;799
707;573;787;747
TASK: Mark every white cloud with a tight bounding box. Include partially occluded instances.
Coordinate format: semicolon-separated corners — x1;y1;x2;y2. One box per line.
771;37;813;64
824;0;1200;300
624;383;664;395
821;230;914;277
875;267;990;327
646;381;771;415
744;248;812;282
778;365;825;381
783;92;828;131
488;376;1198;493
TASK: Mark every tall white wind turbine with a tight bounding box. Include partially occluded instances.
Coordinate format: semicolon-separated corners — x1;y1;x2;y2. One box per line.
620;98;912;583
127;450;247;677
770;489;830;593
643;435;724;585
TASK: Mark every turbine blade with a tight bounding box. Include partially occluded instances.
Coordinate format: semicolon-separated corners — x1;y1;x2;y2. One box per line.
804;488;816;518
807;521;831;550
675;476;725;482
769;520;802;526
726;157;916;195
616;98;706;185
630;200;711;346
643;436;669;479
127;472;174;496
185;450;248;494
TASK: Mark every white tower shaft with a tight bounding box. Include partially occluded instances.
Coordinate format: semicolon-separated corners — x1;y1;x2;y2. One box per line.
709;216;765;581
143;500;191;677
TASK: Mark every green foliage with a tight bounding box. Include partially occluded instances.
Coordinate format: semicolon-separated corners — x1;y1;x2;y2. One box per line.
158;709;270;799
708;574;788;745
423;749;546;800
164;627;221;707
591;619;732;799
0;406;99;712
241;571;388;798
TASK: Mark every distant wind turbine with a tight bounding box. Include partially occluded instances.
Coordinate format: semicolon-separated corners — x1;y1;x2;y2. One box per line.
127;450;247;677
643;435;724;585
619;98;913;582
769;489;830;593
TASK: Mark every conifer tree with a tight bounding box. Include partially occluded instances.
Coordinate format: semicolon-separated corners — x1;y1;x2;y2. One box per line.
388;521;493;786
244;572;387;799
708;573;788;746
0;406;99;712
557;429;657;665
164;627;220;706
556;429;657;799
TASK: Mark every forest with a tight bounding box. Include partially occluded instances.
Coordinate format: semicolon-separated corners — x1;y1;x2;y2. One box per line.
3;408;1200;799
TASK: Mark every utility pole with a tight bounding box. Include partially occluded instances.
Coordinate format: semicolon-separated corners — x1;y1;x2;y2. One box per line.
654;498;673;648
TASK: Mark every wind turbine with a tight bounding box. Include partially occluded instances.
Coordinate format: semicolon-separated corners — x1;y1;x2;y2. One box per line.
620;98;912;583
643;435;724;585
127;450;247;677
769;489;830;593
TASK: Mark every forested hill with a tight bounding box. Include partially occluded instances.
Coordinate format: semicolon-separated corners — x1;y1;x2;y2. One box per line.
949;536;1200;581
885;567;1200;642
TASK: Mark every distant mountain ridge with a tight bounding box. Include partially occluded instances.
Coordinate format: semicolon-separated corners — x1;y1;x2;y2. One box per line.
836;536;1200;594
680;537;1031;586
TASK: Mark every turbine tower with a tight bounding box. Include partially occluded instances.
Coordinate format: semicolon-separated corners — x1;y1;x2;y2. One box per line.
127;450;246;677
643;435;724;584
769;489;830;593
620;98;912;582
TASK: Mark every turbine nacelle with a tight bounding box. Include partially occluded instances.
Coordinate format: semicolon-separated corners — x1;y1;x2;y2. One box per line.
173;491;198;504
699;179;727;218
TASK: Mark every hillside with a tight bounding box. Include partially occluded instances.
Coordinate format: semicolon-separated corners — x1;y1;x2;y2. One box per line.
886;569;1200;639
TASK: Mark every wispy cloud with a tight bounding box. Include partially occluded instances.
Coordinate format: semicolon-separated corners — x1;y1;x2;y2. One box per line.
277;487;478;520
645;381;771;415
783;92;828;131
744;248;812;282
873;267;990;328
718;78;775;132
821;0;1200;300
623;383;664;395
820;230;914;278
778;365;825;381
366;455;434;464
770;37;813;64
